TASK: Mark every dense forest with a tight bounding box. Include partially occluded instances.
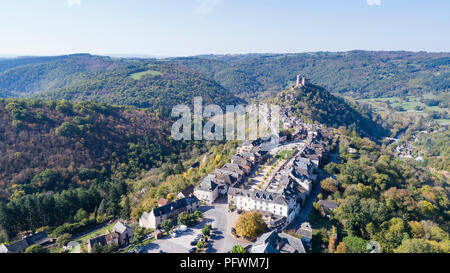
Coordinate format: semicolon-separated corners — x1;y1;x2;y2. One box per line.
171;51;450;99
0;98;206;240
269;84;387;139
312;128;449;253
0;54;244;110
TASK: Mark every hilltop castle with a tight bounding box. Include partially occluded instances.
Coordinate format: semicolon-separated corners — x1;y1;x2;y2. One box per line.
294;75;311;88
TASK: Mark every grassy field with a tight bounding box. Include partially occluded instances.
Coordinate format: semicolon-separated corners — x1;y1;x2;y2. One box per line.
356;94;448;125
358;94;447;114
130;70;162;80
278;150;294;159
68;222;117;253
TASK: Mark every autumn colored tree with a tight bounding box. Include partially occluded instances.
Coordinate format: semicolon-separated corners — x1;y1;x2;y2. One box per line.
234;212;267;239
321;178;338;193
336;242;347;253
328;226;337;253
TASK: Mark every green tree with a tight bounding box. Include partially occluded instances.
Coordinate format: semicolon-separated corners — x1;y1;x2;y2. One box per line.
375;218;410;253
97;199;106;216
25;245;48;253
193;210;203;221
120;196;131;220
197;240;205;250
106;187;120;216
395;239;447;253
177;211;192;226
74;209;89;222
230;245;246;253
56;233;72;248
202;224;212;237
160;219;173;233
55;122;80;137
343;236;368;253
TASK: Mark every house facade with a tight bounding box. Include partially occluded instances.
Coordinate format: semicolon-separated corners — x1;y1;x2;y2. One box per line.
139;196;200;229
113;222;133;247
194;179;219;204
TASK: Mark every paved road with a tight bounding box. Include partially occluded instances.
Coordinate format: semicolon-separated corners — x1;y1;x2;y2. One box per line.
286;173;323;231
204;197;242;253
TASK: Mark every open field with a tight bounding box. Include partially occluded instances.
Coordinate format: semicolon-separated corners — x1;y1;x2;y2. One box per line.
129;69;162;80
358;96;445;112
356;94;448;124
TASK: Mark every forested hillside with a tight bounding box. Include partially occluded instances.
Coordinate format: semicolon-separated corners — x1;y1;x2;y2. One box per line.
171;51;450;99
0;54;118;97
37;63;244;110
269;84;387;139
0;55;244;110
0;98;203;239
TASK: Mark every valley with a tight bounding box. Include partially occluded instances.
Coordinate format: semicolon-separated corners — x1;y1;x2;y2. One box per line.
0;52;448;254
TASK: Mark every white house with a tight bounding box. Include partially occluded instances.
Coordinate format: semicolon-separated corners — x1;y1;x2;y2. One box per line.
194;179;219;204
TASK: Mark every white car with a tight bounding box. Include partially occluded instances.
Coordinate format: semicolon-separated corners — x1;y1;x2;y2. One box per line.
170;232;177;238
179;225;188;232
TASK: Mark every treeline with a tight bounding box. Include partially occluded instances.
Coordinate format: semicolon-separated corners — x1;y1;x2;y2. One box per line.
171;51;450;99
313;128;449;253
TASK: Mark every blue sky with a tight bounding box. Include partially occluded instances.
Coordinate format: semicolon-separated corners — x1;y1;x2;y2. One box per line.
0;0;449;56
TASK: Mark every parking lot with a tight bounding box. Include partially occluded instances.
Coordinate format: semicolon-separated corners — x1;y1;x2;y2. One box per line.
143;225;203;253
143;197;242;253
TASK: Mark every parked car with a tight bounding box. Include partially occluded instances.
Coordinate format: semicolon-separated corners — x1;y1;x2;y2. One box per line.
179;225;188;232
190;238;199;246
189;247;196;253
170;232;177;238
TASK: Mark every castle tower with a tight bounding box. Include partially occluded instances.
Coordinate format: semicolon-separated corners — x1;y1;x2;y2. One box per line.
295;75;310;87
296;75;301;87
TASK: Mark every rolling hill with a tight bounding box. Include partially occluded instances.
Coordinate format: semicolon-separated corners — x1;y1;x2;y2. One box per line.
0;54;245;110
170;51;450;99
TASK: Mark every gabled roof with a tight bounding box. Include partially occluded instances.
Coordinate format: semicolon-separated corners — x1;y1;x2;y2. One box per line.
150;196;200;217
24;231;49;246
158;198;170;206
0;231;50;253
196;179;218;192
179;184;195;197
88;234;107;247
113;222;132;234
318;200;338;210
251;231;305;253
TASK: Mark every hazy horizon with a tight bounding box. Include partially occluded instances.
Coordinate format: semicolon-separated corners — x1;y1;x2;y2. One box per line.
1;48;450;60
